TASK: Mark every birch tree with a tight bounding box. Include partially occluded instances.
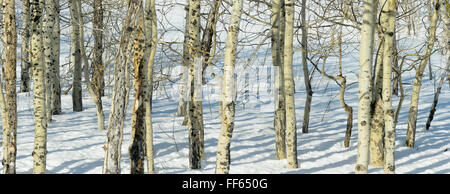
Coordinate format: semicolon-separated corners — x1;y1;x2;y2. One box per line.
51;0;61;115
215;0;243;174
301;0;312;134
405;0;440;148
31;0;47;174
129;12;146;174
355;0;377;174
69;0;83;112
43;0;57;123
2;0;18;174
144;0;157;174
284;0;298;169
20;0;31;93
103;0;140;174
93;0;104;97
186;0;204;169
272;0;286;160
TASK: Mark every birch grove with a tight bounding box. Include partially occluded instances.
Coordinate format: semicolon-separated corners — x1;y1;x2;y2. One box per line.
0;0;447;175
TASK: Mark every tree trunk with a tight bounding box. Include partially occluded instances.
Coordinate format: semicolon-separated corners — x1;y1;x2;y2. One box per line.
69;0;83;112
51;0;61;115
272;0;286;160
144;0;157;174
103;0;140;174
426;0;450;130
215;0;242;174
284;0;298;169
406;0;440;148
93;0;104;97
177;1;190;117
2;0;18;174
301;0;312;134
129;14;146;174
20;0;31;93
186;0;204;169
381;0;396;174
355;0;376;174
31;0;47;174
43;0;57;124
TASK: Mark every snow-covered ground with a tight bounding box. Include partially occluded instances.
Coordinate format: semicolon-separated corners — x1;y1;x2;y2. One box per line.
1;47;448;174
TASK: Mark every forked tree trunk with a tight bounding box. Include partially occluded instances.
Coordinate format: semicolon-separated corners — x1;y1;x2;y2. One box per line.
103;0;140;174
2;0;18;174
405;0;440;148
215;0;242;174
284;0;298;169
355;0;376;174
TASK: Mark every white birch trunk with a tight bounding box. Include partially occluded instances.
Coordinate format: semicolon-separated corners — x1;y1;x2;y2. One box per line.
284;0;298;169
355;0;376;174
215;0;242;174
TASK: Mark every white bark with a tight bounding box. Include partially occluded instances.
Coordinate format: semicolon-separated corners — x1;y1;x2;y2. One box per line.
215;0;242;174
355;0;376;174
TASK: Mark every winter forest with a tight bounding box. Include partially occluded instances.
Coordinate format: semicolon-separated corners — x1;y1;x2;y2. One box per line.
0;0;448;174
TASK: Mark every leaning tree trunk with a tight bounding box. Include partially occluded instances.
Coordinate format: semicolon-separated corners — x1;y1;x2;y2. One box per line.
405;0;440;148
144;0;157;174
301;0;312;134
272;0;286;160
69;0;83;112
2;0;18;174
284;0;299;169
381;0;396;174
31;0;47;174
355;0;376;174
20;0;31;93
129;14;146;174
215;0;243;174
426;0;450;130
103;0;140;174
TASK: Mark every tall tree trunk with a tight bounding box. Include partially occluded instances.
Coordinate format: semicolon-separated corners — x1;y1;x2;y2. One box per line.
177;1;190;117
284;0;298;169
301;0;312;134
51;0;61;115
31;0;47;174
20;0;31;93
129;13;146;174
355;0;376;174
93;0;104;97
215;0;242;174
2;0;18;174
405;0;440;148
426;0;450;130
69;0;83;112
272;0;286;160
186;0;204;169
43;0;57;124
103;0;140;174
74;0;105;132
381;0;396;174
144;0;157;174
